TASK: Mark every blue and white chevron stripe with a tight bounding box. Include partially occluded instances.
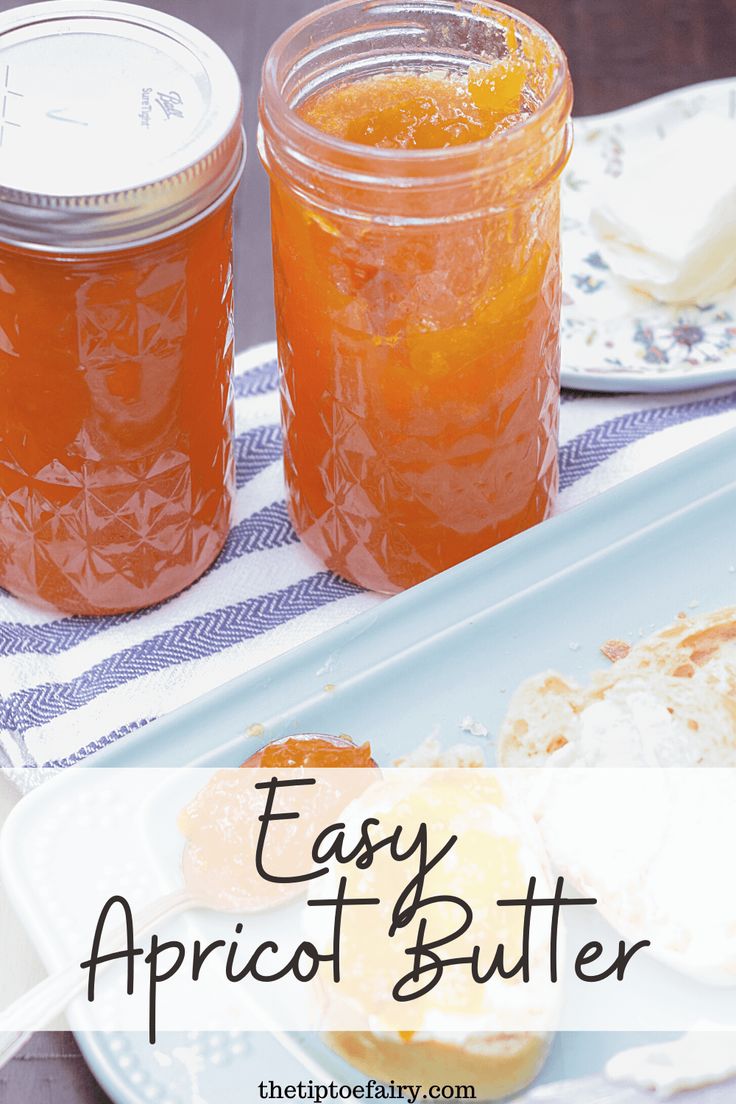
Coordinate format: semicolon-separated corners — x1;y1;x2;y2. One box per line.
1;339;735;770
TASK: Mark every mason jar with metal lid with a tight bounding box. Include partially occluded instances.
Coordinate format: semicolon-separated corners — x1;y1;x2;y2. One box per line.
0;1;244;614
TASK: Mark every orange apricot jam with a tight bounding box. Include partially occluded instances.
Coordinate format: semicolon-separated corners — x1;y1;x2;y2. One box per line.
0;205;236;615
260;1;572;592
180;733;377;912
300;65;533;149
241;733;376;768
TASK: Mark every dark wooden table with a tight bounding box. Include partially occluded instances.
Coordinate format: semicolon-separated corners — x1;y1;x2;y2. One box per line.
1;0;734;1100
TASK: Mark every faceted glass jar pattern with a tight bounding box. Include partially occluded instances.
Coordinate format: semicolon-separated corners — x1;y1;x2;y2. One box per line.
271;179;564;593
0;201;236;614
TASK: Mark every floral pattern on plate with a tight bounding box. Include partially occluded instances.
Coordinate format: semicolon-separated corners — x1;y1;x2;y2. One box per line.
561;78;736;392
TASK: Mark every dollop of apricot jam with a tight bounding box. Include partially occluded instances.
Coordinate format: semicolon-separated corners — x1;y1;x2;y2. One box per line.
242;734;376;768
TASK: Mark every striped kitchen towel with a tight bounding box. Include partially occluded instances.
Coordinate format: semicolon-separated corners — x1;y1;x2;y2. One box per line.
1;340;735;769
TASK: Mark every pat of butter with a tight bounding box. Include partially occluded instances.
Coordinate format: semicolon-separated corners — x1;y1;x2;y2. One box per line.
590;113;736;304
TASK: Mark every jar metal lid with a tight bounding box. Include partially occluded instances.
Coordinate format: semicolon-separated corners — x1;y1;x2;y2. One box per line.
0;0;244;251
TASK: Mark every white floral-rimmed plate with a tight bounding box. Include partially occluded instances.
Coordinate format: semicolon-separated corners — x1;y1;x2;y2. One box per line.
561;77;736;393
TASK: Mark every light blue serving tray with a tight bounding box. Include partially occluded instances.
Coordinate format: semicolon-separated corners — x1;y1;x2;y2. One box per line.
72;425;736;1101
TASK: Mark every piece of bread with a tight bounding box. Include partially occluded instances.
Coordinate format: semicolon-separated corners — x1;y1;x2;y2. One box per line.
324;1030;551;1101
497;607;736;987
499;607;736;767
320;755;553;1099
497;672;586;765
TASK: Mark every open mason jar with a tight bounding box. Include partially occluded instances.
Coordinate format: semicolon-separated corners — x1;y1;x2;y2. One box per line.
0;1;244;614
259;0;572;593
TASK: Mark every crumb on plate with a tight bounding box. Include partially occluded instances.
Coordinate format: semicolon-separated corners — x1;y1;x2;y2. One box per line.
600;638;631;663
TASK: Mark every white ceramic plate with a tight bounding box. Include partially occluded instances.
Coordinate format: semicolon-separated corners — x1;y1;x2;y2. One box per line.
561;78;736;393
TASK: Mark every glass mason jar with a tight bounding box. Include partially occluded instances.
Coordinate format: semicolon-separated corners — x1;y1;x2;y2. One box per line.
0;1;244;614
259;0;572;594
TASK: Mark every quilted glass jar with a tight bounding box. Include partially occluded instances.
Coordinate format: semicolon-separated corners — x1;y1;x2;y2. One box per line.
0;2;244;614
260;0;572;593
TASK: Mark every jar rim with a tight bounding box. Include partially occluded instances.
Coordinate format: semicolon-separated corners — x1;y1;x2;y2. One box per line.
260;0;572;183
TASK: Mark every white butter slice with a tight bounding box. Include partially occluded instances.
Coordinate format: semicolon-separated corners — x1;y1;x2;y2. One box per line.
590;113;736;304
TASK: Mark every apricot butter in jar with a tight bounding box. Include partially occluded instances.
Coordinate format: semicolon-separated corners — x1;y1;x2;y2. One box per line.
260;0;572;594
0;1;244;614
